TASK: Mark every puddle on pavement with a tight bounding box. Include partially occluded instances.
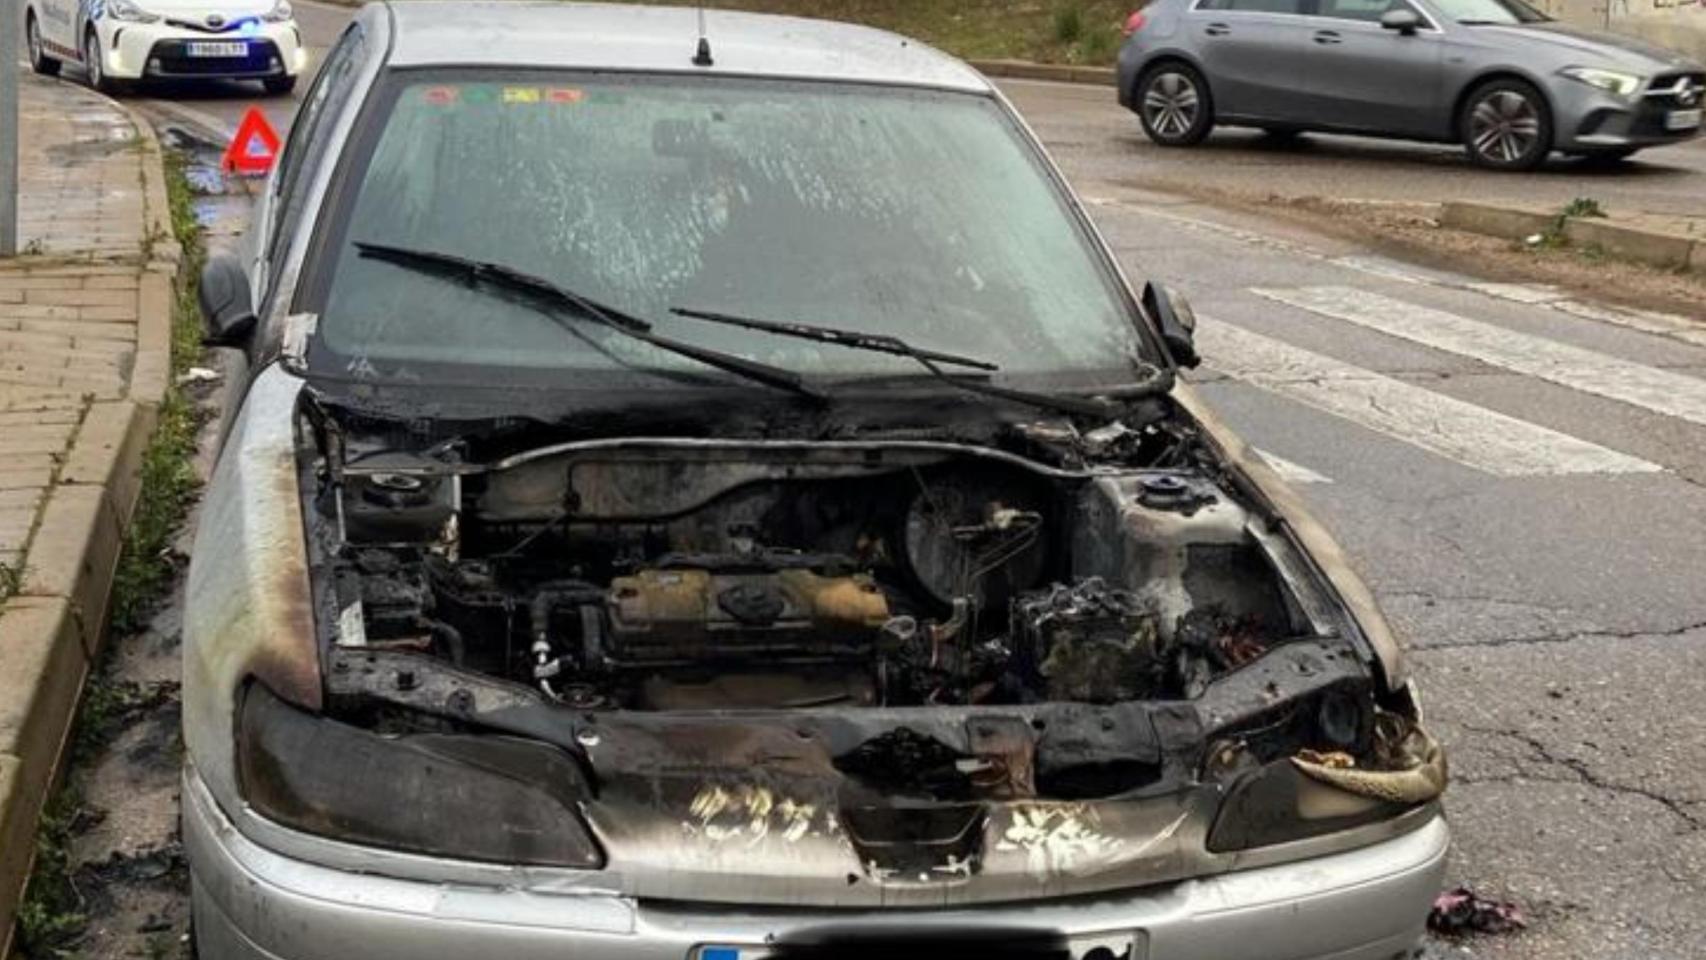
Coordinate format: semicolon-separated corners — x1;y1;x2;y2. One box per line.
159;126;260;242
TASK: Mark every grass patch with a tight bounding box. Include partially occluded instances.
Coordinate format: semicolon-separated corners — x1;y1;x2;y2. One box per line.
108;150;208;637
13;788;94;958
1528;196;1608;252
0;560;19;600
1561;196;1607;220
612;0;1138;65
1052;4;1085;44
14;148;207;957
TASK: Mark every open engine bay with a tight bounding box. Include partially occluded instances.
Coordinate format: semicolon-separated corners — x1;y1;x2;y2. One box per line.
293;398;1434;822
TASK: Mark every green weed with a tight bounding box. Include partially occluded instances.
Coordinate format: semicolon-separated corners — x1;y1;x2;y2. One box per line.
1052;4;1085;44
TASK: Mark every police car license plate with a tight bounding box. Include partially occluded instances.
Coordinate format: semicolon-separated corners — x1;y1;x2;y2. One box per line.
1666;108;1702;131
187;41;247;58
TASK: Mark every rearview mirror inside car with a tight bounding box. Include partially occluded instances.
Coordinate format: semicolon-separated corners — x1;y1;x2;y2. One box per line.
198;254;258;348
1380;8;1422;34
1142;282;1200;370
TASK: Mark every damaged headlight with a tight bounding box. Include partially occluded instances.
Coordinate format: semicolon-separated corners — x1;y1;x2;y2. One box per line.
236;684;605;867
1207;717;1447;853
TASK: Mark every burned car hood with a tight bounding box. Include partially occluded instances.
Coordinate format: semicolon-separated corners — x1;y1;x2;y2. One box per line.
193;363;1437;908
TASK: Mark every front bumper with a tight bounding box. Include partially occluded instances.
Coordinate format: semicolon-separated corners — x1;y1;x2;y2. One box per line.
99;19;305;80
1551;75;1704;151
184;768;1448;960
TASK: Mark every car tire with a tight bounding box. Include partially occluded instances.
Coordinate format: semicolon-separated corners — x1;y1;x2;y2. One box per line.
83;30;128;95
1460;78;1552;171
27;12;62;77
1136;63;1214;147
264;76;298;96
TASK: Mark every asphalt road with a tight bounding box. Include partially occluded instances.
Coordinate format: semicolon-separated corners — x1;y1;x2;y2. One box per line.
102;4;1706;957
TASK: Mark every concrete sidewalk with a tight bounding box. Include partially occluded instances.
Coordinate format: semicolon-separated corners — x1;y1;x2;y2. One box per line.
0;73;178;950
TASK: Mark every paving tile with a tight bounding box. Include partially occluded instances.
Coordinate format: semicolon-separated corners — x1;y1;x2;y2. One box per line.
0;469;53;491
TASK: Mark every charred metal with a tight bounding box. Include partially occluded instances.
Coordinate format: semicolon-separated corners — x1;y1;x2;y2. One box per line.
288;391;1443;897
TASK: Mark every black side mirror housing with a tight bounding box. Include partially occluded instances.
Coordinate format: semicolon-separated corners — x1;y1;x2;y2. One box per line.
1143;282;1200;370
198;254;258;348
1380;8;1421;34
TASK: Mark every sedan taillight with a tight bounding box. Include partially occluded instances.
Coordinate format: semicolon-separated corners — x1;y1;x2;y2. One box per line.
1123;10;1148;35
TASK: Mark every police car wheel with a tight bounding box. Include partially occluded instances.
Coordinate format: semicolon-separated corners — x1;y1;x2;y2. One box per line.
83;30;127;95
28;13;62;76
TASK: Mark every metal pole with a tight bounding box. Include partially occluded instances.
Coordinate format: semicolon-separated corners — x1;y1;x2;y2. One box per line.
1;0;20;256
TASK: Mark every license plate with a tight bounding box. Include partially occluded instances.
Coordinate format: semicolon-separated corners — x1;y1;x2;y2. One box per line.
695;934;1142;960
186;41;247;58
1666;108;1702;131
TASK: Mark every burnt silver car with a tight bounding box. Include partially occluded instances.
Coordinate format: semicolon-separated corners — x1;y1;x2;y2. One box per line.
183;4;1448;959
1116;0;1705;169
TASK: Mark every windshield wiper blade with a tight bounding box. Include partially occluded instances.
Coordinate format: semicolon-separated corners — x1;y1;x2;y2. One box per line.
354;242;824;401
671;304;1114;418
671;307;1001;371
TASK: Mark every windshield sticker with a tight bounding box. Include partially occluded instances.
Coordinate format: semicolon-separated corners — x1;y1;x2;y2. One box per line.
420;86;459;106
502;86;542;104
546;88;586;105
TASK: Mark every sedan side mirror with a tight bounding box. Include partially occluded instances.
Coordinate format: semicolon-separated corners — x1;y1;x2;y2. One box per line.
198;254;259;348
1380;8;1422;34
1142;282;1200;370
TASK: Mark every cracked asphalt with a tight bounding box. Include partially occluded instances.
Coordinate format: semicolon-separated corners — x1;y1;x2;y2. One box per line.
105;4;1706;957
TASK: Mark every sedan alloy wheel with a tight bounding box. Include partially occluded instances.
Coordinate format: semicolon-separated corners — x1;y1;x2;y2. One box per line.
1462;81;1551;171
1139;66;1212;146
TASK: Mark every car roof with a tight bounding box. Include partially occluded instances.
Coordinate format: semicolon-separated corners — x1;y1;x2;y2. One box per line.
382;1;993;93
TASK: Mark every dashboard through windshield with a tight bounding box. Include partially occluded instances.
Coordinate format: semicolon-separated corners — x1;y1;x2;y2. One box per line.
303;70;1152;391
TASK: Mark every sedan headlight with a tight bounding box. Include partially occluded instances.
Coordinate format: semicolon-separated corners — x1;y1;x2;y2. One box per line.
262;0;294;22
106;0;160;23
236;684;605;867
1560;66;1642;98
1207;760;1412;852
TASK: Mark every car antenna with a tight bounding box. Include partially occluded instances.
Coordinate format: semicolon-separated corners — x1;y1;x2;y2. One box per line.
693;5;714;67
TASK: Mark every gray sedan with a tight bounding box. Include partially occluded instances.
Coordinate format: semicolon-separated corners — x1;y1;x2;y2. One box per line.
1116;0;1704;169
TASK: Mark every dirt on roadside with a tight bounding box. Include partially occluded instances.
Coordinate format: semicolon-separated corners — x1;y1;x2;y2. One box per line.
31;366;229;960
1129;177;1706;323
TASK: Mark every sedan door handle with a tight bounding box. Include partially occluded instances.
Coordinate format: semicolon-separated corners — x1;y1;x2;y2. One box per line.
1205;22;1231;35
1313;29;1343;43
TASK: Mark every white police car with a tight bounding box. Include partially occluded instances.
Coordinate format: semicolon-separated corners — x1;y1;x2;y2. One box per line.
24;0;306;95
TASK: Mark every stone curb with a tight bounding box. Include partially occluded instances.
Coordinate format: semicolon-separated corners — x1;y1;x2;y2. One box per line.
970;59;1118;88
0;91;177;953
1440;200;1705;274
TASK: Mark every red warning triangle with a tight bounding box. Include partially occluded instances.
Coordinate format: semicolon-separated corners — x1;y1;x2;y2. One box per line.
223;107;282;176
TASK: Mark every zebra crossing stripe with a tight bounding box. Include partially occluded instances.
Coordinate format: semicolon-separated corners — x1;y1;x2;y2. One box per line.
1196;319;1661;477
1254;449;1334;484
1253;286;1706;429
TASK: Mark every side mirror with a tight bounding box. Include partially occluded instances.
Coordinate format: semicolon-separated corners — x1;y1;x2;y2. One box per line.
198;254;258;348
1143;282;1200;370
1380;8;1422;34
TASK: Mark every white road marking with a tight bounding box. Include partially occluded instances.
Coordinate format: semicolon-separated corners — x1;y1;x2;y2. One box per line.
1196;318;1661;477
1253;449;1334;484
1328;256;1429;285
1465;282;1568;304
1550;299;1706;349
1254;286;1706;428
1091;197;1706;351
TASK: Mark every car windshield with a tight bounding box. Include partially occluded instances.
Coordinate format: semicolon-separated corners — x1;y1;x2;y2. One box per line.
306;71;1151;392
1431;0;1549;24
